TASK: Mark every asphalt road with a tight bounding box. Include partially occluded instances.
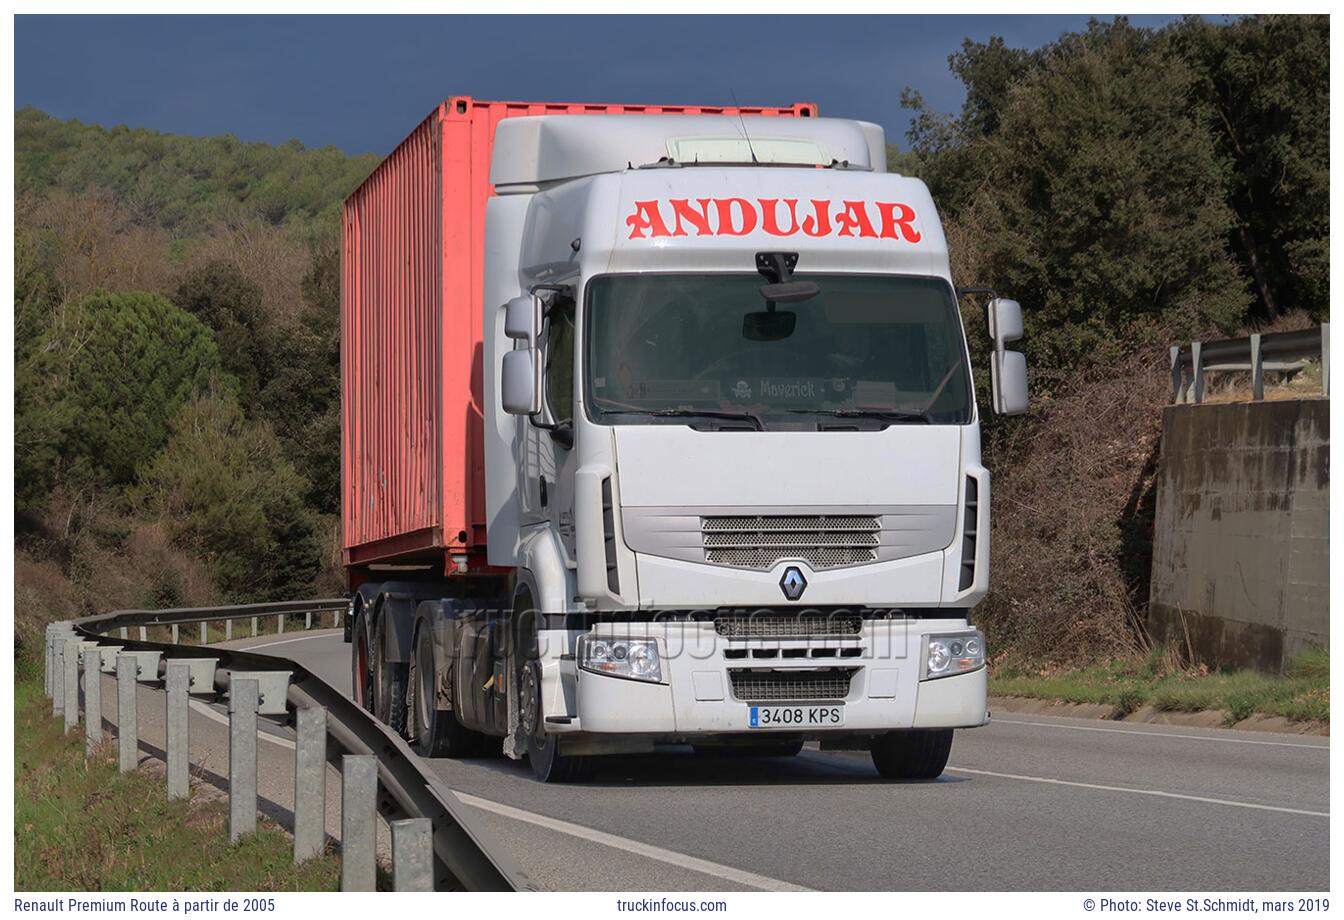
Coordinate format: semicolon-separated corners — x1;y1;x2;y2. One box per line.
224;629;1330;892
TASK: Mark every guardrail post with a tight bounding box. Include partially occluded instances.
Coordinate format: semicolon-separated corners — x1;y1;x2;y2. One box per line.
305;611;312;630
63;639;81;734
341;754;377;891
252;616;258;638
335;606;342;630
116;654;138;773
277;614;285;635
139;626;148;642
392;818;434;891
172;624;179;645
1251;333;1264;400
293;707;327;864
52;636;65;716
83;646;103;753
1169;345;1182;403
228;677;259;842
1191;340;1204;404
225;619;233;641
1322;322;1330;396
120;626;128;640
201;622;208;645
166;661;190;800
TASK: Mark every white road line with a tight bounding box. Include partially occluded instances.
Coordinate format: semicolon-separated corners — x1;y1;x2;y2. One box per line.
189;699;296;750
993;717;1330;750
232;632;338;652
454;791;812;891
946;765;1329;817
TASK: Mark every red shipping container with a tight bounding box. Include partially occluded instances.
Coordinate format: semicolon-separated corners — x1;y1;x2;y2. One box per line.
341;96;817;574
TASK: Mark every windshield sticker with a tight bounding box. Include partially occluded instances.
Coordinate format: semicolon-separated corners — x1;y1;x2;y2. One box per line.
624;198;922;243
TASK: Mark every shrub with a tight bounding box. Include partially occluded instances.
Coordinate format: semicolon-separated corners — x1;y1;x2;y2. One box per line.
137;386;321;602
15;290;224;510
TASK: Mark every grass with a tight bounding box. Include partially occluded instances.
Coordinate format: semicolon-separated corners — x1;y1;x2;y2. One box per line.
13;661;342;891
989;646;1330;725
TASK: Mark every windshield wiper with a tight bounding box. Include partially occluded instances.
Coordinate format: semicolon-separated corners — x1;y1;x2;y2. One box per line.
787;408;932;425
635;408;764;431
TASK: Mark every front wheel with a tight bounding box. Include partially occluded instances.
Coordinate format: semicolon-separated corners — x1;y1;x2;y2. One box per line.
870;729;953;780
519;653;590;783
351;613;373;712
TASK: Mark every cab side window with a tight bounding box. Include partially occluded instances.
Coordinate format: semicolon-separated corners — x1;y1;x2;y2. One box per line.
544;296;575;425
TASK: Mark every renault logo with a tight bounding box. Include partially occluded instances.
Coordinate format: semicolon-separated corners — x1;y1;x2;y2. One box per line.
779;566;808;601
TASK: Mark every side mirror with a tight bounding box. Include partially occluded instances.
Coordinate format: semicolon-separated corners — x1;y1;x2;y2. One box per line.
988;298;1023;349
505;294;539;344
502;348;540;415
992;350;1029;415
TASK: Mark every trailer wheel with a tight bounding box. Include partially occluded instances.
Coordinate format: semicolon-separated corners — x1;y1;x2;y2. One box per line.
870;729;953;780
372;619;408;737
352;613;373;712
516;603;590;783
408;623;484;757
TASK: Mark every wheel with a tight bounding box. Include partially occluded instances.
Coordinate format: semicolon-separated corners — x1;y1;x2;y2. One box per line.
693;739;804;757
351;613;374;712
407;623;486;757
870;729;953;780
372;619;408;737
516;605;590;783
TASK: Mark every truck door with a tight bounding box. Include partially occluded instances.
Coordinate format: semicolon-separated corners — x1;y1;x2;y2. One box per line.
522;292;579;565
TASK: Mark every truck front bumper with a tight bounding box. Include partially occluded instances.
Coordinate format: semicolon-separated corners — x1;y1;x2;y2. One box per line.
542;619;988;738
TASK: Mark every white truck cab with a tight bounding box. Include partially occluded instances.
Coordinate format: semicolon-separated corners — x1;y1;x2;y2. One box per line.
475;114;1028;781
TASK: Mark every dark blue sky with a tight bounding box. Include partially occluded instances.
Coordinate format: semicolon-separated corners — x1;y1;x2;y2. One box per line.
16;15;1191;156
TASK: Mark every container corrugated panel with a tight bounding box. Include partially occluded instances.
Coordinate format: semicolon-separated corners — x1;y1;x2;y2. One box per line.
342;96;817;569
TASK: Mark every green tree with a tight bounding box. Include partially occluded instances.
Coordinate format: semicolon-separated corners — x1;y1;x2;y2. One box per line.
15;291;224;510
1173;15;1329;320
138;386;322;602
175;261;271;409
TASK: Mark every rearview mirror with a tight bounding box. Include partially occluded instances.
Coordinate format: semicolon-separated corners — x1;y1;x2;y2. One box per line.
992;350;1029;415
505;295;539;345
743;310;797;341
759;280;820;304
502;348;541;415
988;298;1023;348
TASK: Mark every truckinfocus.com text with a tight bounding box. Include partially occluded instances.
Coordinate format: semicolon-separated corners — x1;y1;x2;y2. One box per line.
615;898;729;912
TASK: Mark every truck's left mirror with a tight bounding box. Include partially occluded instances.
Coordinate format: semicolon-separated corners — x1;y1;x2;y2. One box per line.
502;348;541;415
505;295;538;345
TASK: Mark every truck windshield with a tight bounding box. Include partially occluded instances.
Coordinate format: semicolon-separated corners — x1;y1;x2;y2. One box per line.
586;274;973;428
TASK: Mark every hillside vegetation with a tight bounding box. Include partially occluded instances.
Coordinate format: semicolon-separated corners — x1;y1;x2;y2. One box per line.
12;15;1329;665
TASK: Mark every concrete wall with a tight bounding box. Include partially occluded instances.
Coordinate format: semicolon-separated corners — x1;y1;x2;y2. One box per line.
1148;399;1329;672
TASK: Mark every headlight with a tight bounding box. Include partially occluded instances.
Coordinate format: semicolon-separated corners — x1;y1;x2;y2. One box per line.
578;635;663;683
923;631;985;680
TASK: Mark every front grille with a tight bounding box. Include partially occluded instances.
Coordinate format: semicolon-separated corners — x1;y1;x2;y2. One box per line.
701;514;880;570
728;667;857;702
714;613;863;638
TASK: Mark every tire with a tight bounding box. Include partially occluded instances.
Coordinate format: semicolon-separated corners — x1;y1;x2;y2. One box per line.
517;605;590;783
407;623;485;758
351;613;374;712
372;619;408;738
870;729;953;780
693;739;804;758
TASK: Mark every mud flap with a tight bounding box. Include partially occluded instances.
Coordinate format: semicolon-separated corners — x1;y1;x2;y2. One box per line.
504;640;526;760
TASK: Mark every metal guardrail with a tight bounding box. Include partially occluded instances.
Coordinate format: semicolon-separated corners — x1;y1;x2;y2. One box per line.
1170;324;1329;403
41;600;532;892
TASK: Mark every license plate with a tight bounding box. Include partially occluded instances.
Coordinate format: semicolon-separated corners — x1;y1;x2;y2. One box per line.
748;705;844;729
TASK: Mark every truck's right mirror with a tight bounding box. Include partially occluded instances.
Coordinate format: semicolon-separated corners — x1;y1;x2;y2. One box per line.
502;348;541;415
991;349;1029;415
504;294;539;345
988;297;1023;349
